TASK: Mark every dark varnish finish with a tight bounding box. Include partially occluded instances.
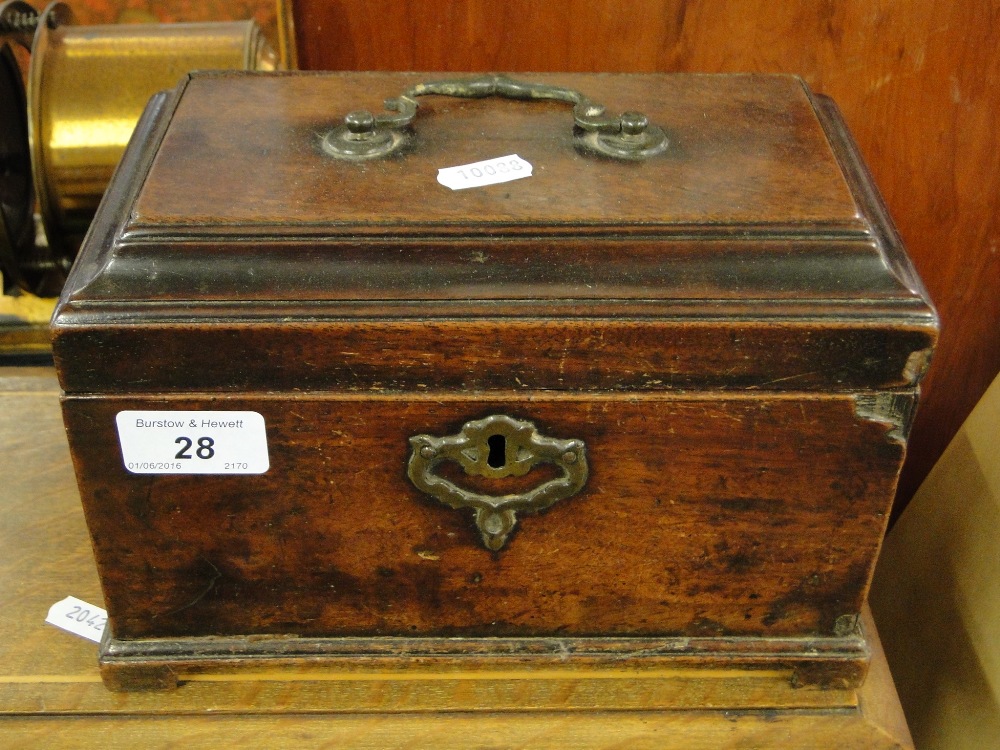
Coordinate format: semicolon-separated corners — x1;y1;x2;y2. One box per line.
52;73;936;690
64;394;901;640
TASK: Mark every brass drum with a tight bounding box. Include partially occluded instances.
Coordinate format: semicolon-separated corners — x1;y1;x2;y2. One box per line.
28;3;279;258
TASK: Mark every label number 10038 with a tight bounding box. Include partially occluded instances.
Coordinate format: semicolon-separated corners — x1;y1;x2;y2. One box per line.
456;158;523;181
174;436;216;459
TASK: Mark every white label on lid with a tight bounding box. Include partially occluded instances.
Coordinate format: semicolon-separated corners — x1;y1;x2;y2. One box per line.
45;596;108;643
115;410;269;474
437;154;533;190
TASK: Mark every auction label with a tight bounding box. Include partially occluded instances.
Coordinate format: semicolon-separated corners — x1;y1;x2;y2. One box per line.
45;596;107;643
437;154;532;190
116;410;269;474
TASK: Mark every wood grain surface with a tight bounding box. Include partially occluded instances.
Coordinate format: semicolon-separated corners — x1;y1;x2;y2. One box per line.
290;0;1000;516
0;368;913;747
49;70;932;691
52;319;935;395
132;73;860;228
51;73;936;403
63;393;903;643
0;708;910;750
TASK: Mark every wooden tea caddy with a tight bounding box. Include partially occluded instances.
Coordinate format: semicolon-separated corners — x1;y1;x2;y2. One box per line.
51;72;937;694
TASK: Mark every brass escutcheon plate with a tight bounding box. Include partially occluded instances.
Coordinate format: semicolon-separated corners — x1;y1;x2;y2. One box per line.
407;414;588;550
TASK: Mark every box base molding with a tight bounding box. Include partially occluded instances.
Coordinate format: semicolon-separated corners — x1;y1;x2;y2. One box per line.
99;627;870;699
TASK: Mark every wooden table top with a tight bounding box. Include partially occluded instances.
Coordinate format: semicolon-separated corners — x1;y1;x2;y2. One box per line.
0;367;912;748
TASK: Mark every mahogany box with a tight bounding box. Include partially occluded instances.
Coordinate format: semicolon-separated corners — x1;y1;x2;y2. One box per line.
51;72;937;691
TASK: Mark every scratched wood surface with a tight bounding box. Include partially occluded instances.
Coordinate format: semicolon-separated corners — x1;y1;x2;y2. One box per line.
0;366;913;744
48;71;934;692
291;0;1000;516
132;73;859;228
62;393;902;643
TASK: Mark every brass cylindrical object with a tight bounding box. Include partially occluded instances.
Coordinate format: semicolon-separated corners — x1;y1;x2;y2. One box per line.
28;3;279;257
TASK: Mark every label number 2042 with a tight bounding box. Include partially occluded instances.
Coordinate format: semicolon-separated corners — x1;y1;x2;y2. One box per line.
66;604;106;632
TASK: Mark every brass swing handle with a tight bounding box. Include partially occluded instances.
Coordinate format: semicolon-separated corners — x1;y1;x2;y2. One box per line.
407;414;588;551
322;73;668;161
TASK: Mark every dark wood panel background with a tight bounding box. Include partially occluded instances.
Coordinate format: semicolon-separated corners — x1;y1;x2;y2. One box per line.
293;0;1000;515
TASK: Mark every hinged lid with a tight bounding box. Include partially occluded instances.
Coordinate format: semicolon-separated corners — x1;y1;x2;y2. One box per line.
52;72;937;394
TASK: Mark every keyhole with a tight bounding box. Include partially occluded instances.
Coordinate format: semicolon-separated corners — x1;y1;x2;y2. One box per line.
486;434;506;469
